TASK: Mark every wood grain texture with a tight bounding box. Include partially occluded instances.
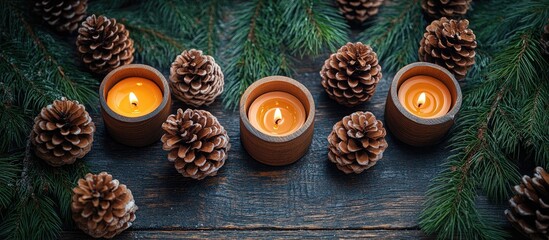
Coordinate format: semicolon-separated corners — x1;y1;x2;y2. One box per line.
61;230;429;239
66;54;513;239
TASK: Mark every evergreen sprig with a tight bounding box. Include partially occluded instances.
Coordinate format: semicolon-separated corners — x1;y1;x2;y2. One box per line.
0;0;96;239
223;0;348;108
420;0;549;238
358;0;425;74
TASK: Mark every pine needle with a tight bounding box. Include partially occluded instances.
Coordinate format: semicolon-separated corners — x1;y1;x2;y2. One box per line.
359;0;425;74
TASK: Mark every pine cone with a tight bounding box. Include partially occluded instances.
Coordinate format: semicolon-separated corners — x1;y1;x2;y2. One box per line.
161;109;230;180
320;42;382;107
76;15;135;75
421;0;471;21
33;0;88;34
336;0;384;24
327;111;388;174
505;167;549;240
72;172;138;239
169;49;224;107
542;21;549;57
31;98;95;167
418;17;477;80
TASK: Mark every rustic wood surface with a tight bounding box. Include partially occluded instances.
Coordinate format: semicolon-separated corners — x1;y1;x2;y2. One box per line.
61;55;516;239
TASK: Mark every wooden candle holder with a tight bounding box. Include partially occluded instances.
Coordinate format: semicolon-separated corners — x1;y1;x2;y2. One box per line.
239;76;315;166
100;64;172;147
385;62;462;147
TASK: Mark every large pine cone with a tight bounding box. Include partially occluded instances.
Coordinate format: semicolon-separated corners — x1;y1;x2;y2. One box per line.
161;109;230;180
72;172;137;239
421;0;471;21
336;0;384;24
327;111;388;174
76;15;135;75
33;0;88;34
320;42;382;107
169;49;224;107
31;98;95;167
418;17;476;80
505;167;549;240
542;21;549;56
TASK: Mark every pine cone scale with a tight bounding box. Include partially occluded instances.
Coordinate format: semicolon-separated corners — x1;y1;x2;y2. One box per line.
419;17;476;80
328;111;387;174
321;42;382;107
170;50;224;107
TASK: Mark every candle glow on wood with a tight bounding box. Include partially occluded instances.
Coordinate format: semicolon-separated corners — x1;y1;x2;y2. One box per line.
107;77;163;117
398;75;451;119
248;91;305;136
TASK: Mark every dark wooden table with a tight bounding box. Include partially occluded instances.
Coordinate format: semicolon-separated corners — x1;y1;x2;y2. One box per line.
62;55;511;239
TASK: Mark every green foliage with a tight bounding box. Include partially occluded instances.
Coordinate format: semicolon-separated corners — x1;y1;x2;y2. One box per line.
359;0;425;74
281;0;348;56
223;0;348;108
0;0;97;152
420;0;549;238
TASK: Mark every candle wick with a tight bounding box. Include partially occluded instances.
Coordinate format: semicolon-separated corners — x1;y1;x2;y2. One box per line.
275;118;281;125
417;103;423;108
132;102;138;107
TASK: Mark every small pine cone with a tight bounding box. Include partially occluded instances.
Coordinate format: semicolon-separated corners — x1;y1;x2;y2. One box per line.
76;15;135;75
421;0;472;21
418;17;477;80
321;42;382;107
169;49;224;107
161;109;230;180
72;172;138;239
336;0;384;24
542;21;549;56
33;0;88;34
505;167;549;240
327;111;388;174
31;98;95;167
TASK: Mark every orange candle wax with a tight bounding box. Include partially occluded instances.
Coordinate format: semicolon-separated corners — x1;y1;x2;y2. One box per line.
248;91;306;136
398;75;451;119
107;77;163;117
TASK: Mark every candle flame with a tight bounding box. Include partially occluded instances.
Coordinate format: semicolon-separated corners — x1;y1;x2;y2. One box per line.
274;108;282;125
129;92;138;107
417;92;426;108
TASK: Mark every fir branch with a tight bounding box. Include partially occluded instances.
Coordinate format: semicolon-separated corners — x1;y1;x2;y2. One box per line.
358;0;425;74
223;0;291;109
281;0;348;56
195;0;225;56
0;0;97;152
420;3;549;237
0;153;20;209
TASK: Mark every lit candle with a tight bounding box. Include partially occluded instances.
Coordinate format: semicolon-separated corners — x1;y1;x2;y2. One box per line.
247;91;306;136
397;75;451;119
106;77;163;117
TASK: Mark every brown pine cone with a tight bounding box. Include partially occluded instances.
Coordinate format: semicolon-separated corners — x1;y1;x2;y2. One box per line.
169;49;224;107
161;109;230;180
336;0;384;24
33;0;88;34
542;21;549;56
31;98;95;167
320;42;382;107
421;0;471;21
72;172;138;239
327;111;388;174
505;167;549;240
76;15;135;75
418;17;477;80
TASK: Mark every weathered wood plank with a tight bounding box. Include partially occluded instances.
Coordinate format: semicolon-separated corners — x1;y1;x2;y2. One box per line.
76;54;512;235
61;229;429;239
